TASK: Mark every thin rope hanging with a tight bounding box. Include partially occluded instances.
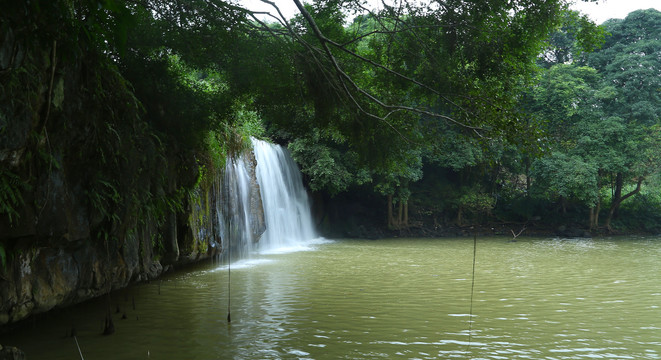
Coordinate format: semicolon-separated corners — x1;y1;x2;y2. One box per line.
467;234;477;355
73;336;85;360
227;222;232;324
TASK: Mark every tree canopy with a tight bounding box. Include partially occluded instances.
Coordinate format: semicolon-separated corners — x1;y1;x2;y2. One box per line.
4;0;661;236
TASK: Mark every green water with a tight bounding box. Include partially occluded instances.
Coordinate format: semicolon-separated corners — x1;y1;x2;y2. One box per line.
4;237;661;359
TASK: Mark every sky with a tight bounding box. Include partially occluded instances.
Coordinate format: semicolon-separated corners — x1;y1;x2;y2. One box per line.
571;0;661;24
241;0;661;24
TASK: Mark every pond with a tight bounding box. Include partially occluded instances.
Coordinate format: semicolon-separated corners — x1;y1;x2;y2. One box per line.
4;236;661;359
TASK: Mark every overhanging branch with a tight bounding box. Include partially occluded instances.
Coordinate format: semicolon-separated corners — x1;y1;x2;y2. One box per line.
291;0;483;133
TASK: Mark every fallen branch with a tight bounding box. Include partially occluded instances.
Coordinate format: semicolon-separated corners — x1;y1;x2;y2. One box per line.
511;226;526;240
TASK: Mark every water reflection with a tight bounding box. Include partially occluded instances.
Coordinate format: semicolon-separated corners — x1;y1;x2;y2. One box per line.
3;236;661;359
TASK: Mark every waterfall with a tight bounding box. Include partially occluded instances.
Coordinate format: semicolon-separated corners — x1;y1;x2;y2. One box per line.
252;138;316;253
217;138;317;262
217;156;256;261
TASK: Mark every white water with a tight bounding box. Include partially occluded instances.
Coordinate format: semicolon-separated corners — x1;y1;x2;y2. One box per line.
217;138;317;262
217;156;255;260
251;138;317;253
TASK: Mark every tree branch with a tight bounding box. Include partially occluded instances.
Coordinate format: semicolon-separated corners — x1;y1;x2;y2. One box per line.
619;177;644;204
291;0;483;133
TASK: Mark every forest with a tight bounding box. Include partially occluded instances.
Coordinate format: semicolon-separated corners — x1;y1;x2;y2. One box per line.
4;1;661;353
2;0;661;250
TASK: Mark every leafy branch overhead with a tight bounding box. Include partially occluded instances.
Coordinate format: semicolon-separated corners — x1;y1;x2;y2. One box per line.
117;0;614;228
5;0;659;238
249;0;568;140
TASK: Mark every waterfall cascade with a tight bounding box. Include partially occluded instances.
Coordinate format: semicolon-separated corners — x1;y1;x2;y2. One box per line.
217;138;317;261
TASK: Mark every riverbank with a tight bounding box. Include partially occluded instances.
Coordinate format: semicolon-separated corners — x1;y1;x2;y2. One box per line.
314;190;659;240
335;219;656;240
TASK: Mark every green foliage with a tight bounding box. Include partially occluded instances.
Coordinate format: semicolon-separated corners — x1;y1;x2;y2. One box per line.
426;127;485;171
539;10;606;67
87;177;121;223
5;0;660;239
587;9;661;126
204;132;228;175
198;98;266;186
0;169;30;225
527;64;602;142
233;105;265;143
200;113;264;186
458;190;496;216
0;242;6;273
120;52;231;151
532;152;599;206
289;130;371;196
3;0;136;61
523;12;661;227
610;192;661;232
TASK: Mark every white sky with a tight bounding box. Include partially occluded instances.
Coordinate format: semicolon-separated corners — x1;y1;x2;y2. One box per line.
571;0;661;24
241;0;661;24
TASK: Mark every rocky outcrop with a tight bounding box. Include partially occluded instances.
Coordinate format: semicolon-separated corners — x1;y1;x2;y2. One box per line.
244;151;266;243
556;225;592;238
0;24;230;327
0;223;162;325
0;161;243;326
0;8;271;328
215;150;266;251
0;345;25;360
0;152;266;328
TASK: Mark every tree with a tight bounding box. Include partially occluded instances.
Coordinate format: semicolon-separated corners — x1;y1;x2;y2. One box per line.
521;9;661;232
538;10;606;68
525;62;651;230
246;0;580;228
584;9;661;230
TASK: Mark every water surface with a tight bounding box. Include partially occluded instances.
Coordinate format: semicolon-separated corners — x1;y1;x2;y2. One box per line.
4;236;661;359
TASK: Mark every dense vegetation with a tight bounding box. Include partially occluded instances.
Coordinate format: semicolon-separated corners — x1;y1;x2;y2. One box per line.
2;0;661;252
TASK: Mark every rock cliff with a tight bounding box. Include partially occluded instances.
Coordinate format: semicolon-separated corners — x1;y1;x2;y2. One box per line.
0;22;265;328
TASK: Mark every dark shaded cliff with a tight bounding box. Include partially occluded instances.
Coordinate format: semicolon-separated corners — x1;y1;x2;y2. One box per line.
0;6;265;328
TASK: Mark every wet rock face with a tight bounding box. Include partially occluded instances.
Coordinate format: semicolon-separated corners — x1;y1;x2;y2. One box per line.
0;22;223;329
1;246;108;325
0;152;260;328
0;235;167;326
0;189;179;327
0;168;232;327
30;249;78;313
245;150;266;243
556;225;592;238
0;345;26;360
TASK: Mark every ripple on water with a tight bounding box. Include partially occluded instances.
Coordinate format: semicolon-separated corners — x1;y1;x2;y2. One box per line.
5;236;661;360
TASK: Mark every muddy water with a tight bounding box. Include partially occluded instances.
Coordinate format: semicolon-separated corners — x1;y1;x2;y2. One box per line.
4;236;661;359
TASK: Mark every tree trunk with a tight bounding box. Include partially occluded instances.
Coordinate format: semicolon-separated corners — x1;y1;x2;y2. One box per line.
403;201;408;228
612;172;623;218
525;157;531;193
595;200;600;228
457;206;463;226
604;175;643;231
592;171;602;230
387;194;394;228
397;200;403;229
589;201;602;230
